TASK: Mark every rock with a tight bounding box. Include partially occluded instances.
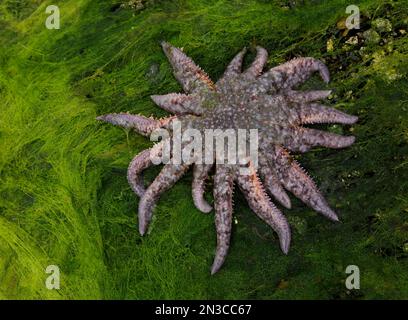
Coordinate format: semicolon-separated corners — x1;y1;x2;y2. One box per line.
345;36;359;45
336;17;347;30
336;17;350;37
327;38;334;52
363;29;380;45
121;0;147;11
372;18;392;33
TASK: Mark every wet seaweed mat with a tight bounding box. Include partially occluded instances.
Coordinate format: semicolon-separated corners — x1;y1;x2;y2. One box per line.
0;0;407;299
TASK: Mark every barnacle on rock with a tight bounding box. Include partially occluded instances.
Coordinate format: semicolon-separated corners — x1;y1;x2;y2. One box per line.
98;42;357;274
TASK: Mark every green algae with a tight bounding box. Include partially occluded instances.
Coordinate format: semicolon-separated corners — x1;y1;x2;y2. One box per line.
0;0;407;299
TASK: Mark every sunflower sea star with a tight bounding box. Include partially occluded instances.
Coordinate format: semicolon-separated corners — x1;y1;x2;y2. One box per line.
97;42;358;274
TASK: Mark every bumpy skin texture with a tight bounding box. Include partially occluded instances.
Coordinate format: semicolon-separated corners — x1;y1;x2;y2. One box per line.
97;42;358;274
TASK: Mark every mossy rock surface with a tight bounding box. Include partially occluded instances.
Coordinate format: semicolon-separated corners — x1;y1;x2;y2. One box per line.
0;0;407;299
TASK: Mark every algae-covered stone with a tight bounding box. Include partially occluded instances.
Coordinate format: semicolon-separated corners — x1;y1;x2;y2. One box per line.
372;18;392;33
121;0;146;10
363;29;380;44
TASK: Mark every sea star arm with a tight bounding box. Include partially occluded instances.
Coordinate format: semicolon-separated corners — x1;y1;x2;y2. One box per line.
243;46;268;78
211;165;234;274
292;103;358;125
127;141;166;197
161;42;214;93
128;149;151;197
287;90;332;102
96;113;175;136
272;146;339;221
258;160;292;209
287;127;355;153
221;47;247;79
235;165;291;254
192;164;213;213
257;57;330;92
151;93;204;115
138;163;190;235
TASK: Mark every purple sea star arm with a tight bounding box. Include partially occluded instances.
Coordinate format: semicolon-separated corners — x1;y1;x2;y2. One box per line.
258;160;292;209
211;165;234;274
138;163;190;235
161;41;214;93
257;57;330;92
128;149;151;197
151;93;204;115
243;46;268;78
287;90;332;102
272;145;339;221
235;165;291;254
127;141;165;197
96;113;175;136
192;164;213;213
220;47;247;79
292;103;358;125
286;127;356;153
